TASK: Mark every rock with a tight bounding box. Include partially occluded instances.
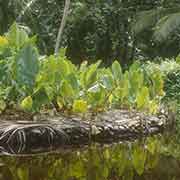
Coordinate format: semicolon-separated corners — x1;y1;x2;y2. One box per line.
0;109;169;154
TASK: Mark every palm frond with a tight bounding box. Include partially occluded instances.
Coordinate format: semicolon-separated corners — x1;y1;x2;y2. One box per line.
16;0;40;21
153;13;180;43
132;7;180;35
132;9;159;35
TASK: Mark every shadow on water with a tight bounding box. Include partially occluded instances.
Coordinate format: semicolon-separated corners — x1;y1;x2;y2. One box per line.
0;132;180;180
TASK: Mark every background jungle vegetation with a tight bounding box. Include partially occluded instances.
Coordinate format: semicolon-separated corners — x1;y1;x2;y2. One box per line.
1;0;180;67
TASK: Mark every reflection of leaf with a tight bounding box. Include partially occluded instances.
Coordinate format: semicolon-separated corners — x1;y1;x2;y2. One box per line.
17;167;29;180
146;137;158;154
111;145;128;177
117;151;127;176
69;160;85;178
103;149;110;160
48;159;63;178
146;153;159;170
132;145;147;175
101;165;109;179
122;167;134;180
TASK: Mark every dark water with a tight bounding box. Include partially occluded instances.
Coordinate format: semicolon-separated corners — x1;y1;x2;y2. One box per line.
0;133;180;180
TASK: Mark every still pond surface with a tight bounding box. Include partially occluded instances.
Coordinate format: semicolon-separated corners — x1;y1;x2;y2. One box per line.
0;133;180;180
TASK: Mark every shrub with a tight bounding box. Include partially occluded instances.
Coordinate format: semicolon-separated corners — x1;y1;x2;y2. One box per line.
164;69;180;102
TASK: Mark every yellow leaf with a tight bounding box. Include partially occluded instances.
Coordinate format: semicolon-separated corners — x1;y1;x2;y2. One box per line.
20;96;33;111
0;36;8;47
73;100;88;113
108;94;113;104
149;100;158;114
57;96;63;109
0;100;6;112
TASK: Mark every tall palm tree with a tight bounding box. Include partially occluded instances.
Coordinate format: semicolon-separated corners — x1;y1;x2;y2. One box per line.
55;0;71;55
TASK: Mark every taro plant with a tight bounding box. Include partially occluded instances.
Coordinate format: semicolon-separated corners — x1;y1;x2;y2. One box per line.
0;23;39;112
0;24;165;115
21;59;164;114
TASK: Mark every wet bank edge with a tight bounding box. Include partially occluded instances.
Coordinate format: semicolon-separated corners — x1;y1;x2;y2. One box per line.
0;109;171;154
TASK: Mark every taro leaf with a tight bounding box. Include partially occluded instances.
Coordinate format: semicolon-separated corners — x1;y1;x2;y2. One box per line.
57;59;76;77
129;70;144;95
7;23;29;49
60;80;75;99
87;85;106;108
15;44;39;89
112;61;122;82
56;96;64;109
132;145;147;175
73;99;88;113
114;73;130;102
67;73;79;92
101;74;114;90
32;87;50;111
37;56;62;87
120;71;130;100
58;60;69;77
79;61;88;72
136;86;150;109
44;86;55;101
81;60;101;88
121;79;130;99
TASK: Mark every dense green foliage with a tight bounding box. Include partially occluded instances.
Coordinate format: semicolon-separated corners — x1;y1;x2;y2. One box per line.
163;68;180;134
143;60;180;112
0;23;164;114
1;0;180;65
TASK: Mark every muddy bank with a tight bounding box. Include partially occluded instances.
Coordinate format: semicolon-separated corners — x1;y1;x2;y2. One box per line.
0;109;169;154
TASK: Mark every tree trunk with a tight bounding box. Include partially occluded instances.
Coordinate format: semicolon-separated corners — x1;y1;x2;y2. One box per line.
55;0;70;56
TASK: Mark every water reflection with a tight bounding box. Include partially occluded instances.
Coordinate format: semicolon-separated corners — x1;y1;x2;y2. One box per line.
0;134;180;180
